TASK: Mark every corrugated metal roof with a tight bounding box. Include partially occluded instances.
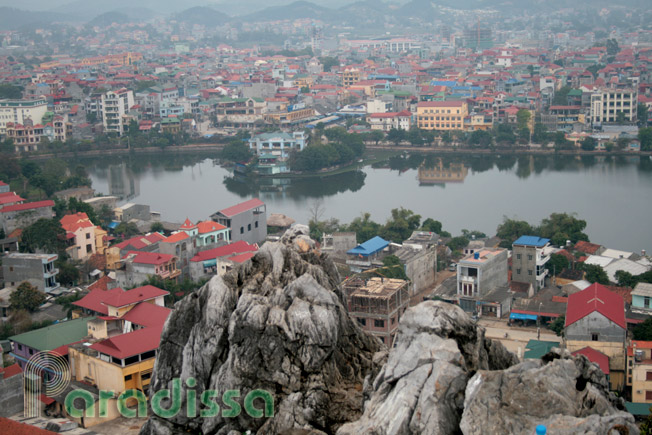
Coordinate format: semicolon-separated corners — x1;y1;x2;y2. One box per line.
513;236;550;247
347;236;389;256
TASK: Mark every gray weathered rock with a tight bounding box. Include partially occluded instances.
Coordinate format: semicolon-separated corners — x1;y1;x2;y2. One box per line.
338;301;518;435
140;225;381;435
460;348;639;435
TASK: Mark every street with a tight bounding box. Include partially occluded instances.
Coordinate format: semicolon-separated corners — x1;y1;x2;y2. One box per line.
478;317;561;358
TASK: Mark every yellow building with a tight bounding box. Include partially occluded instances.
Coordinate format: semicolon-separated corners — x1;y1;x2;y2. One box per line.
416;101;468;131
342;68;361;87
466;114;493;131
627;341;652;402
68;285;171;427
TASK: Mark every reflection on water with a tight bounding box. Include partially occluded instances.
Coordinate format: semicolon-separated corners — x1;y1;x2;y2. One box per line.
79;151;652;251
418;159;469;185
223;170;367;200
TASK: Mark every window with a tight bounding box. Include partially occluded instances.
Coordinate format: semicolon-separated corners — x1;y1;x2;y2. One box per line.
528;270;533;276
86;244;92;253
374;319;385;328
124;374;133;381
647;391;652;401
516;268;521;275
29;349;34;355
592;333;599;341
528;255;533;261
240;227;244;234
356;318;366;326
86;233;91;239
248;223;251;231
255;221;258;228
645;297;650;308
142;372;152;380
629;369;632;375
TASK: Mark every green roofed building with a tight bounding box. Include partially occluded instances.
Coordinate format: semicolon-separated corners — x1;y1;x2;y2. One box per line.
9;317;93;369
625;402;652;416
523;339;560;359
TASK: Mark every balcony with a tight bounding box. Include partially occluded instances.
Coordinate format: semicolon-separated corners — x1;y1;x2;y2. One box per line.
43;268;59;278
536;255;550;266
347;259;372;267
460;275;477;284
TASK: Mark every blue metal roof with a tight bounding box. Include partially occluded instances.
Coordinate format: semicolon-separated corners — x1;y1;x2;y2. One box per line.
513;236;550;247
347;236;389;257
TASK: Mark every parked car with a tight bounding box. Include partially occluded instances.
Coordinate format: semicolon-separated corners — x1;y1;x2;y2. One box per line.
448;263;457;272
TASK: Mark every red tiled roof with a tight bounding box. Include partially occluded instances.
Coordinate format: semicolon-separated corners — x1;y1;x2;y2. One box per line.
180;218;196;229
229;252;256;264
60;212;93;232
88;275;115;292
0;192;24;205
73;287;125;314
163;232;190;243
89;324;164;360
191;240;258;262
628;340;652;357
124;251;175;266
120;301;171;329
565;283;626;329
216;198;265;218
574;241;602;255
1;363;22;379
197;220;226;234
0;200;54;213
0;418;56;434
101;285;169;308
114;233;165;250
572;347;610;374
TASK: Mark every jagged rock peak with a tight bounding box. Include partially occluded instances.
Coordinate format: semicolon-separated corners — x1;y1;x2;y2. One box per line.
140;225;382;435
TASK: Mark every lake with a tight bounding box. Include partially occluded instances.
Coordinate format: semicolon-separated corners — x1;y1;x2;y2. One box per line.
83;152;652;253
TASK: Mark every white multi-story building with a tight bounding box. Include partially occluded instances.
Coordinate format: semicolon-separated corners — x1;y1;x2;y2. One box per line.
0;99;48;135
590;88;637;125
248;131;306;159
101;89;134;135
367;110;412;131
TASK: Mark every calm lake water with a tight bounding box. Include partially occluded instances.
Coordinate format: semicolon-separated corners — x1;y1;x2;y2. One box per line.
83;152;652;253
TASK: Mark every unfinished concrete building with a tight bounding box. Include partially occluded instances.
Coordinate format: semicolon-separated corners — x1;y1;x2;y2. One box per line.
343;277;409;347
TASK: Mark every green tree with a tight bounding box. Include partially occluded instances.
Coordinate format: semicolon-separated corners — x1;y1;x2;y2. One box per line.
461;229;486;239
638;103;648;127
516;109;531;131
387;128;405;146
538;212;589;245
318;56;339;72
345;212;382;243
552;86;572;106
300;86;310;94
546;253;570;275
447;236;470;252
468;129;492;148
496;217;534;248
381;208;421;243
68;198;99;224
368;130;384;145
606;38;619;56
373;255;408;280
615;270;636;288
10;282;46;312
532;123;548;144
114;222;140;238
549;315;565;336
421;218;443;234
0;83;23;99
580;136;597;151
20;218;66;253
580;264;609;285
639;127;652;151
633;317;652;341
55;293;83;319
56;260;80;287
150;221;165;232
220;140;252;162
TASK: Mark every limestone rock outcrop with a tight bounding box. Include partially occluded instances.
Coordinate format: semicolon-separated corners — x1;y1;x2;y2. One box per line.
140;225;382;435
337;301;518;435
141;226;638;435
